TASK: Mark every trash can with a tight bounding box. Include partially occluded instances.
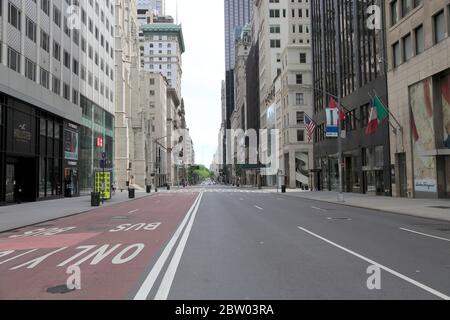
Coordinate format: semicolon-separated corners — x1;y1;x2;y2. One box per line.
91;192;100;206
146;185;151;193
281;185;286;193
167;184;171;191
128;188;135;199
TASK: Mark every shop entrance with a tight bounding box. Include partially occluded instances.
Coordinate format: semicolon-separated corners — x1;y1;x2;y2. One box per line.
5;157;37;203
64;168;79;197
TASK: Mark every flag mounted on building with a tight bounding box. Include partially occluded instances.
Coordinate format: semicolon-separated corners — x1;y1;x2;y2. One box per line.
329;97;346;120
365;95;389;135
305;114;316;142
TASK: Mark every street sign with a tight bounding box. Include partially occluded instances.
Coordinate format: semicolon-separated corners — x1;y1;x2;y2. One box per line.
100;159;107;169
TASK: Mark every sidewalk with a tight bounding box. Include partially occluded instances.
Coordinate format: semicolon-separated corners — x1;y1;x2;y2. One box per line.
0;190;153;233
282;191;450;222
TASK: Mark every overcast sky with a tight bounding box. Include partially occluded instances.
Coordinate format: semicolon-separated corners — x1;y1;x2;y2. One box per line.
166;0;224;167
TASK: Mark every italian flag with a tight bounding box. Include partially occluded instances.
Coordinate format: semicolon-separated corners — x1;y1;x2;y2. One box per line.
365;95;389;135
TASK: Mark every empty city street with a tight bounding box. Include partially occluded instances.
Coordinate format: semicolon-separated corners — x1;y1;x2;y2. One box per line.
1;186;449;300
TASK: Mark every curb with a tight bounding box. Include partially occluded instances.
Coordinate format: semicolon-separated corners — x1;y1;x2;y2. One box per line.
0;193;157;234
271;192;450;223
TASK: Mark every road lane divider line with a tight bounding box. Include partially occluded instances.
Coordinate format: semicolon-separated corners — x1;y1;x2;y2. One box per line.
400;228;450;243
297;226;450;300
0;249;38;265
128;209;140;214
133;192;202;300
311;206;326;211
154;192;204;300
254;205;263;211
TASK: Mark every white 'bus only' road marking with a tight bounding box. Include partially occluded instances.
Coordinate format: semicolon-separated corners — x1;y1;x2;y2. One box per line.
400;228;450;243
109;223;162;232
297;226;450;300
0;244;146;270
9;227;77;238
133;192;203;300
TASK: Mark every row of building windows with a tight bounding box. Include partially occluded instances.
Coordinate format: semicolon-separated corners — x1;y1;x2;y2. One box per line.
3;0;114;81
390;0;423;26
1;44;114;104
391;7;449;68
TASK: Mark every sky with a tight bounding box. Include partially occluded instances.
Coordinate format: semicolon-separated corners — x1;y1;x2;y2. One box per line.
166;0;224;167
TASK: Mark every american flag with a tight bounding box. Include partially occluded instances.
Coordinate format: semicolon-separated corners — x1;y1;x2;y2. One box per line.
305;114;316;142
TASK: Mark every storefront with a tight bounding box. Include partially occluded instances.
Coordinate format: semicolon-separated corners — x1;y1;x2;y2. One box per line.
0;93;65;204
80;95;114;194
63;122;80;197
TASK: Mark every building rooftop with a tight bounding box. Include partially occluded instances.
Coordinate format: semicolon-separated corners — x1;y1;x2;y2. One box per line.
141;23;185;53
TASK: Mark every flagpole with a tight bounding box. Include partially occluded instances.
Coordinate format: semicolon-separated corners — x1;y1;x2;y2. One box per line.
334;0;344;202
367;92;398;132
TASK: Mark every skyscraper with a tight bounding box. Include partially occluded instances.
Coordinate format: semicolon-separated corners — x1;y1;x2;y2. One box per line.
224;0;252;128
137;0;165;16
223;0;252;183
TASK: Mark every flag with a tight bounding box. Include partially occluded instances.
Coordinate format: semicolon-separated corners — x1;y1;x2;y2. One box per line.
365;101;379;135
305;114;316;142
366;95;389;135
373;95;388;121
329;97;346;120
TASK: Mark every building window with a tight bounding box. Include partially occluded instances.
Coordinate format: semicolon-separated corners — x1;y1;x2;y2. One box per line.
8;2;21;30
41;0;50;16
296;74;303;84
64;51;70;68
72;89;79;105
63;83;70;100
297;130;305;142
26;18;37;42
270;25;280;33
7;47;20;72
40;68;50;89
53;41;61;60
41;30;50;52
53;5;61;27
299;53;306;63
52;76;60;95
270;39;281;48
434;10;446;44
270;9;280;18
295;93;304;105
296;111;305;125
402;33;412;61
25;58;36;81
392;41;401;67
415;25;424;54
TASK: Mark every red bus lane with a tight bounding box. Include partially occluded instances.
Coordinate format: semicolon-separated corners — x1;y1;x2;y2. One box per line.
0;192;199;300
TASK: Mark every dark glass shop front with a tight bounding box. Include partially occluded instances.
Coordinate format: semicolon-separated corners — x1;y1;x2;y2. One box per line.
0;93;78;204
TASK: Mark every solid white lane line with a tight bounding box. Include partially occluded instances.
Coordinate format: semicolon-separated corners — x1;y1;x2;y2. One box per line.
133;193;202;300
128;209;140;214
254;205;263;211
154;192;204;300
297;226;450;300
311;206;326;211
400;228;450;243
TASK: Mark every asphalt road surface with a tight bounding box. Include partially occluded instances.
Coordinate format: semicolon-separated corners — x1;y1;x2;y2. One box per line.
1;185;450;300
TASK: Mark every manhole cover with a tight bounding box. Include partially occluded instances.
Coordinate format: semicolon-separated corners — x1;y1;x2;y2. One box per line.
111;216;129;220
46;285;75;294
428;206;450;210
327;217;352;221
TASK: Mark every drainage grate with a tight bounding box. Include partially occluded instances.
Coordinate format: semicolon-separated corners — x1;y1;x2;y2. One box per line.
46;285;75;294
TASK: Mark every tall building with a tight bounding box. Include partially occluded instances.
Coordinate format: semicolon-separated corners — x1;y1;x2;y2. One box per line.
0;0;115;203
141;22;185;99
137;0;165;16
115;0;140;190
385;0;450;199
223;0;252;182
311;0;391;196
279;0;313;189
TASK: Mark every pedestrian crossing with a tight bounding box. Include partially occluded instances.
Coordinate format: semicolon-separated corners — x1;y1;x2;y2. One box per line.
163;188;274;194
